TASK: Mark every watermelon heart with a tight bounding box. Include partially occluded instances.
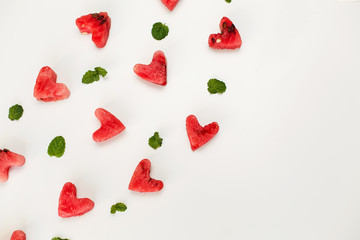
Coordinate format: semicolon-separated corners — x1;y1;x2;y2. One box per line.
186;115;219;151
128;159;164;193
208;17;242;50
161;0;180;11
33;66;70;102
58;182;94;218
76;12;111;48
0;149;25;183
10;230;26;240
93;108;125;142
133;50;167;86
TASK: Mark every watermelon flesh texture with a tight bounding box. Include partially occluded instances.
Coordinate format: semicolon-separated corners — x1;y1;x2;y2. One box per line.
33;66;70;102
186;115;219;151
93;108;125;142
128;159;163;192
58;182;94;218
0;149;25;182
10;230;26;240
208;17;242;49
76;12;111;48
133;50;167;86
161;0;179;11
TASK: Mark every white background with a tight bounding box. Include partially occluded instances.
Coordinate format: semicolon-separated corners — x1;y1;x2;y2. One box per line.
0;0;360;239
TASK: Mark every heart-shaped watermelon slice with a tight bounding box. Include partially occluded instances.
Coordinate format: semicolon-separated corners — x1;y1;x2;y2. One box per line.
133;50;167;86
0;149;25;183
93;108;126;142
10;230;26;240
186;115;219;151
208;17;242;49
161;0;179;11
76;12;111;48
33;66;70;102
128;159;164;192
58;182;94;218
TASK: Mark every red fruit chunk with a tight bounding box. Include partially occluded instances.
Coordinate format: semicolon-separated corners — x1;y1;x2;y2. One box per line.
161;0;179;11
93;108;125;142
208;17;242;50
58;182;94;218
10;230;26;240
186;115;219;151
33;66;70;102
0;149;25;183
76;12;111;48
133;50;167;86
129;159;163;193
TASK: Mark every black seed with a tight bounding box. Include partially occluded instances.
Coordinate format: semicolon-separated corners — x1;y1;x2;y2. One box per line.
3;149;9;153
222;22;227;29
100;19;106;25
228;24;235;33
97;15;104;20
212;38;216;43
91;13;99;18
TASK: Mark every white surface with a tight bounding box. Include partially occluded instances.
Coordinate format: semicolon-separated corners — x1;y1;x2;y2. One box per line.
1;0;360;239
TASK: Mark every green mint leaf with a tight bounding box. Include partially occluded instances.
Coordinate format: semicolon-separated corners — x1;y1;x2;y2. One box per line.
225;0;231;3
111;202;127;214
151;22;169;40
94;67;108;77
52;238;69;240
47;136;66;158
8;104;24;121
148;132;163;149
207;79;226;94
82;70;100;84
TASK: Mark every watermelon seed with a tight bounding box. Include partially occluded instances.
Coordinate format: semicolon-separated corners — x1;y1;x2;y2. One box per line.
3;149;9;153
211;38;216;43
97;15;104;21
100;19;106;25
91;13;99;18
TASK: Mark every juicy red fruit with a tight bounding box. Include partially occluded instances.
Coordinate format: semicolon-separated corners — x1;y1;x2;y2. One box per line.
186;115;219;151
33;66;70;102
161;0;179;11
133;50;167;86
58;182;94;218
208;17;242;50
93;108;125;142
76;12;111;48
10;230;26;240
129;159;163;193
0;149;25;182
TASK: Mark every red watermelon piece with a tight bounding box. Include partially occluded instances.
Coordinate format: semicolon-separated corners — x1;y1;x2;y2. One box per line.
186;115;219;151
133;50;167;86
58;182;94;218
161;0;179;11
208;17;242;50
93;108;125;142
10;230;26;240
33;66;70;102
0;149;25;183
128;159;163;193
76;12;111;48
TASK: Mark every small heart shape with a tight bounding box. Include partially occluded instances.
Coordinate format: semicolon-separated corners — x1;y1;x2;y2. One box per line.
208;17;242;50
133;50;167;86
10;230;26;240
92;108;126;142
0;149;25;183
161;0;180;11
128;159;164;192
58;182;94;218
33;66;70;102
76;12;111;48
186;115;219;151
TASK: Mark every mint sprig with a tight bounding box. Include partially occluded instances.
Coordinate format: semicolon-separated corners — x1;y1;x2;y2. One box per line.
152;22;169;40
47;136;66;158
148;132;163;149
52;238;69;240
8;104;24;121
82;67;107;84
207;79;226;94
111;202;127;214
225;0;231;3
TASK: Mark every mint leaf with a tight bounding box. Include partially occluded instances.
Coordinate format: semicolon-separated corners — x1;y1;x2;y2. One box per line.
47;136;66;158
95;67;107;77
8;104;24;121
225;0;231;3
111;202;127;214
152;22;169;40
52;238;69;240
148;132;163;149
82;70;99;84
207;79;226;94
